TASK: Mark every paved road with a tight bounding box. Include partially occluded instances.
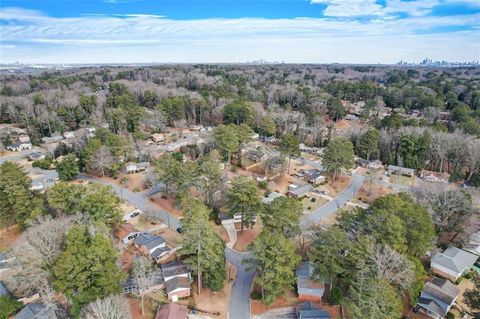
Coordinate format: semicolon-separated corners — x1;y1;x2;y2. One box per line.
301;173;365;229
226;248;254;319
78;174;181;230
80;172;364;319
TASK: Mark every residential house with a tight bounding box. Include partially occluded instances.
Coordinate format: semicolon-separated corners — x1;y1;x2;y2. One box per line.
419;170;450;184
155;303;188;319
416;278;460;319
244;149;266;163
123;209;142;222
134;233;170;261
7;142;32;152
63;131;75;139
41;136;63;144
355;158;370;168
164;277;191;301
296;302;331;319
125;162;150;174
299;143;321;154
303;169;326;185
18;134;30;143
151;133;166;143
14;302;57;319
387;165;415;177
261;136;276;144
161;261;192;282
288;184;314;199
122;268;164;294
296;262;325;301
368;160;382;170
431;246;477;282
28;152;45;161
261;191;285;204
115;224;140;244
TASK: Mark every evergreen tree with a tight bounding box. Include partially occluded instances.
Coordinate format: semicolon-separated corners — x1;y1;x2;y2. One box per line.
322;137;355;181
79;184;122;228
327;97;346;122
227;176;261;232
53;226;126;316
260;197;302;236
464;273;480;318
47;182;85;215
243;231;300;305
214;124;239;165
56;154;80;181
279;133;300;174
0;161;44;228
180;199;226;294
359;128;380;161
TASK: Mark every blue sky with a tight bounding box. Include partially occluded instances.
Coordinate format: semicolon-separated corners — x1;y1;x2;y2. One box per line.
1;0;479;64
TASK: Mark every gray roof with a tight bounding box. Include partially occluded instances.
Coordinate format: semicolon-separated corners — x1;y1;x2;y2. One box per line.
261;192;285;204
417;278;460;318
150;246;170;259
298;302;330;319
289;184;314;196
296;262;324;296
14;302;56;319
161;261;190;278
432;246;477;273
165;277;191;294
387;165;415;174
134;233;165;250
304;169;323;179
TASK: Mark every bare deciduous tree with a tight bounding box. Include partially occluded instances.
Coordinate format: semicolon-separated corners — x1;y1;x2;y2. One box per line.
9;214;86;296
81;295;132;319
90;145;115;177
369;245;414;291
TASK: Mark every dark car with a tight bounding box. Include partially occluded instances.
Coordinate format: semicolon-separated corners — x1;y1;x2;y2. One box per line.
176;227;183;234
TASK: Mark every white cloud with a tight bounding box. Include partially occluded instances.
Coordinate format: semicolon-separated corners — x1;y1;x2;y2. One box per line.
0;7;479;64
311;0;444;17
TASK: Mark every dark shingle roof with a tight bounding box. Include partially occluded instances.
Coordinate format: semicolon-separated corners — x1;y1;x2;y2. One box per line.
134;233;165;250
161;261;190;278
165;277;190;294
0;281;10;296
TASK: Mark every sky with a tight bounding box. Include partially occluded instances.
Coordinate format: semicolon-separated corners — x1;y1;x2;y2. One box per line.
0;0;479;64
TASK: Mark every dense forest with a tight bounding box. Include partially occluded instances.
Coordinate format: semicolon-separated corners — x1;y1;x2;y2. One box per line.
1;64;480;183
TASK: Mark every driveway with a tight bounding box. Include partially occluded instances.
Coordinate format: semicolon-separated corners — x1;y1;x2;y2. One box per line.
226;248;254;319
301;173;364;229
79;172;363;319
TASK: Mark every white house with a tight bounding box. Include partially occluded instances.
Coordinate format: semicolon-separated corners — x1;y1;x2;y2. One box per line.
115;224;140;244
7;142;32;152
431;246;477;282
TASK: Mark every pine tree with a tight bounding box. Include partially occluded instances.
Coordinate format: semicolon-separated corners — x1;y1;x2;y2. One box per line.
180;199;226;294
279;133;300;174
0;161;44;228
227;176;261;232
322;137;355;181
56;154;79;181
243;231;300;305
53;226;126;316
260;197;302;236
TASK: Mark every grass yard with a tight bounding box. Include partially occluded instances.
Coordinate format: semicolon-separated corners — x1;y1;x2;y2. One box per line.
302;195;328;212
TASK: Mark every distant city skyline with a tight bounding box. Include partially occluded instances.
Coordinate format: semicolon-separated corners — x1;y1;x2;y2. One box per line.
1;0;479;64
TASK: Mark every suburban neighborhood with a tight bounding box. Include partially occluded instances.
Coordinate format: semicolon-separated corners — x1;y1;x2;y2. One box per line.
0;63;479;319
